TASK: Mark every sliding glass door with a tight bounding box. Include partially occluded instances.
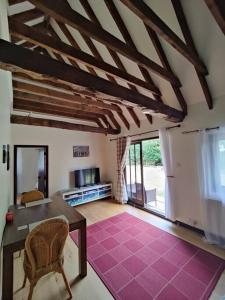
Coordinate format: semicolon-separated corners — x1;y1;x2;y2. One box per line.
126;141;144;207
126;138;165;215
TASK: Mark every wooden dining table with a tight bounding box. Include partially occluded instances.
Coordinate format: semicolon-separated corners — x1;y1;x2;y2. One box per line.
2;194;87;300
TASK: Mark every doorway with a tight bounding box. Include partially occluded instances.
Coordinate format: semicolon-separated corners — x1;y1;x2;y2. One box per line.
126;137;165;215
14;145;48;204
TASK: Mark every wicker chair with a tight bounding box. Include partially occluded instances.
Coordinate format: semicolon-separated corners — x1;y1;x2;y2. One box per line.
22;218;72;300
21;190;44;205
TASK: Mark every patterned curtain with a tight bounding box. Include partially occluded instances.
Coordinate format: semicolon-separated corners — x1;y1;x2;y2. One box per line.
115;137;131;204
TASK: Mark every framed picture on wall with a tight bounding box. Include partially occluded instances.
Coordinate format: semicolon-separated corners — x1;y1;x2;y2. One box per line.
73;146;89;158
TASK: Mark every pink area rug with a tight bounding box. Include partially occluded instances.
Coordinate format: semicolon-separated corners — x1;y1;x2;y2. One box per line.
70;212;225;300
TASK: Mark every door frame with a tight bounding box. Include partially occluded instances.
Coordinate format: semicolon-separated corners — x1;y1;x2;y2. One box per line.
126;136;166;216
14;145;49;204
126;140;145;206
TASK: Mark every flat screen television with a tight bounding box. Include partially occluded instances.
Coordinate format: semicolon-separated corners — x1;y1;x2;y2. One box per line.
74;168;100;188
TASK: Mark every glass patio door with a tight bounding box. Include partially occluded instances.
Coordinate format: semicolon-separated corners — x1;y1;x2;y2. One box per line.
126;138;166;216
125;141;144;207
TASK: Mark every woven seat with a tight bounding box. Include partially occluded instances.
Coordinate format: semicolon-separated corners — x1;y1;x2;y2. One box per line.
22;218;72;300
21;190;44;205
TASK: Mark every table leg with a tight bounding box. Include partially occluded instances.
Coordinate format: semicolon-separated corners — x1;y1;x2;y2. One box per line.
2;248;14;300
78;222;87;278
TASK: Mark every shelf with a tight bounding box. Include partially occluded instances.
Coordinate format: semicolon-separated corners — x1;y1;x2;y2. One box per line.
61;183;112;207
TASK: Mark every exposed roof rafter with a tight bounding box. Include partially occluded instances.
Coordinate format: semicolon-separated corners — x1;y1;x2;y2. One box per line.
28;0;181;86
172;0;213;109
205;0;225;36
120;0;208;74
11;115;120;134
0;39;184;121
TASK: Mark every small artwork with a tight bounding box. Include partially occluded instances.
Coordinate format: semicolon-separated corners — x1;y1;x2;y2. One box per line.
73;145;89;158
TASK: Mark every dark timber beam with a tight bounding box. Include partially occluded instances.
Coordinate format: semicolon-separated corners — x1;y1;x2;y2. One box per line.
13;72;99;99
13;91;117;116
13;100;101;123
80;0;140;128
104;0;161;98
13;106;102;126
9;0;26;4
29;0;181;86
127;107;141;128
13;80;121;112
11;115;120;135
146;114;153;124
120;0;207;74
12;8;44;23
104;0;158;124
0;39;184;122
172;0;213;109
146;26;187;114
205;0;225;36
9;19;160;95
80;0;137;88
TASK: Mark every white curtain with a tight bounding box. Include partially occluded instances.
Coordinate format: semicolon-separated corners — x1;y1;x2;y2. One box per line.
115;137;131;204
200;126;225;246
159;128;176;221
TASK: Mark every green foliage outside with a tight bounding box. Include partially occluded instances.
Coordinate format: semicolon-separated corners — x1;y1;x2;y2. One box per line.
129;139;162;166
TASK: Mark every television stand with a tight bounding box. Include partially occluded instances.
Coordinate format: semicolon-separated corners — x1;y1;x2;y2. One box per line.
61;183;112;207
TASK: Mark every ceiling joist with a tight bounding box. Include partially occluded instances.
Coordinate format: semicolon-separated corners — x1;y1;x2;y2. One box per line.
0;39;184;121
172;0;213;109
9;19;161;95
28;0;181;86
11;115;120;135
13;80;121;112
146;26;187;114
120;0;207;75
13;99;102;124
205;0;225;36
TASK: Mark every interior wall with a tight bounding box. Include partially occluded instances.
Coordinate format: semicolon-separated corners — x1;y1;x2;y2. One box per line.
0;0;12;296
12;125;108;198
106;96;225;229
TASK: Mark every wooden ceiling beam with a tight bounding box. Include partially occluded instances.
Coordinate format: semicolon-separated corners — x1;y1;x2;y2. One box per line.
29;0;181;86
8;0;26;5
11;8;44;23
172;0;213;108
111;103;129;129
104;0;157;125
13;104;100;125
13;98;105;120
117;112;130;130
51;23;96;74
205;0;225;36
80;0;139;128
11;115;120;134
96;119;106;129
80;0;135;90
13;80;121;112
13;70;118;103
14;93;121;130
120;0;207;74
9;19;160;95
104;0;160;98
145;114;153;124
13;91;117;116
127;107;141;128
0;39;184;122
146;26;187;114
